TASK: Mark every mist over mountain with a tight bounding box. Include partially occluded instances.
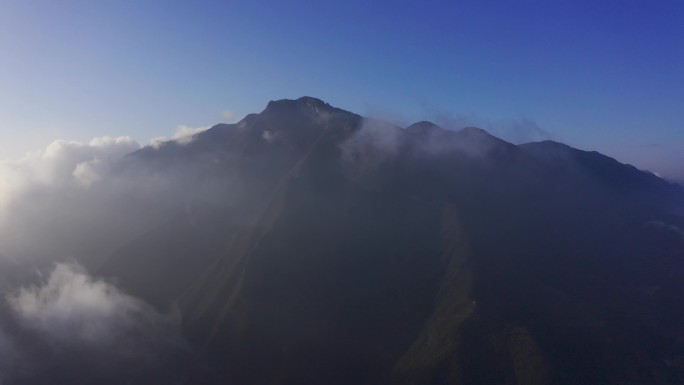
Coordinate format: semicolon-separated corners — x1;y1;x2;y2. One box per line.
1;97;684;384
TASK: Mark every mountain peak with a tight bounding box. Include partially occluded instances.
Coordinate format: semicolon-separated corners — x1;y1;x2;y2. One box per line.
92;96;684;385
265;96;338;115
405;121;443;135
459;126;491;136
521;139;572;150
296;96;329;106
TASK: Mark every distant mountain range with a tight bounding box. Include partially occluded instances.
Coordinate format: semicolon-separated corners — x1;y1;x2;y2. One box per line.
81;97;684;384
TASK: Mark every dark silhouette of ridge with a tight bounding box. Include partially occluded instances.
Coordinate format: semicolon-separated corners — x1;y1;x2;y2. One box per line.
94;97;684;385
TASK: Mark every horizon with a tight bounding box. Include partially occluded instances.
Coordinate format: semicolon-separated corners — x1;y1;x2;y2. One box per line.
1;1;683;181
3;94;683;186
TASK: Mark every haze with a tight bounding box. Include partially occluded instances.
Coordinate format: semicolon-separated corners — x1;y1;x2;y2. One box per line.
1;2;684;384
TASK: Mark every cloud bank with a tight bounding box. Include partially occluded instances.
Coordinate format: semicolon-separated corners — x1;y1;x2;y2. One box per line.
0;136;140;210
0;121;246;382
0;123;238;382
0;136;151;264
0;127;242;268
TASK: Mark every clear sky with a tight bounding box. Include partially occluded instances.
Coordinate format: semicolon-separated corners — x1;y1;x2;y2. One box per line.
1;0;683;180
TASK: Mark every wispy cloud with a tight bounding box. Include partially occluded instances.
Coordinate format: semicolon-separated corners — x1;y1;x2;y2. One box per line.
2;262;185;383
222;109;237;122
7;262;182;349
340;118;403;176
0;136;140;209
262;130;278;143
0;125;243;381
428;109;553;144
0;123;246;268
500;118;552;144
150;125;210;148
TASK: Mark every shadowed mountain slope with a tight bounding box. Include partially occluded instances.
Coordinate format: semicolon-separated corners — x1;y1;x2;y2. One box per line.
97;97;684;385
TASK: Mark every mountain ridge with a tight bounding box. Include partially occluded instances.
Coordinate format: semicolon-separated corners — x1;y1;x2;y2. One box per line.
96;96;684;385
141;97;682;191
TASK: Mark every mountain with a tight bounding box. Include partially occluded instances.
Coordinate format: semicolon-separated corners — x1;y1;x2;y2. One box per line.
520;140;684;214
96;97;684;385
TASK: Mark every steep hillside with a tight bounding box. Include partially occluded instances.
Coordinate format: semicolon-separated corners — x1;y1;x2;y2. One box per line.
97;97;684;385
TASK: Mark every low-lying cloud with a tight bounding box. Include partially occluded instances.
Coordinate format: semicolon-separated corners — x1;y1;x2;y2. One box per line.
430;109;552;144
150;125;210;148
0;126;240;267
340;117;502;169
342;118;402;158
0;136;140;210
499;118;552;144
1;262;186;384
339;118;404;184
262;130;279;143
8;262;182;349
0;136;145;263
0;124;239;382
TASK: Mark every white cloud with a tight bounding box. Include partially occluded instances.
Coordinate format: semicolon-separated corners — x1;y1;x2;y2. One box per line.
0;262;185;382
0;128;240;265
0;136;140;209
72;159;103;188
150;125;210;148
262;130;278;143
222;109;236;122
7;262;182;350
342;118;402;160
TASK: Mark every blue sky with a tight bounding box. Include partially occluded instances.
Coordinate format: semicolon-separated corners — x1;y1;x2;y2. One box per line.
1;0;683;180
